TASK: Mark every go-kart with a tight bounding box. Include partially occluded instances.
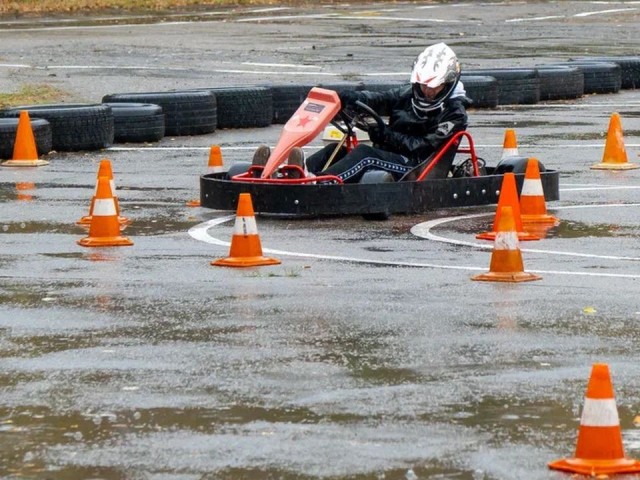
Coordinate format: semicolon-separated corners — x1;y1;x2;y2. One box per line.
199;87;559;219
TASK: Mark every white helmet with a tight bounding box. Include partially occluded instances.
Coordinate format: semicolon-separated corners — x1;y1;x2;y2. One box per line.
410;43;461;116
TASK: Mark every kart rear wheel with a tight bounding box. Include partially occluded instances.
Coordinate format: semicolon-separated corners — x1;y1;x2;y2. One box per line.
226;161;252;179
359;169;394;221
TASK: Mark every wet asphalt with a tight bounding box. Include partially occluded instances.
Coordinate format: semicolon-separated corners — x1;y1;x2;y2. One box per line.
2;2;640;479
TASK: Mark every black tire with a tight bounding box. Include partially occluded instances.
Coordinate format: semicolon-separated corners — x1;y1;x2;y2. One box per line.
464;68;540;105
226;161;252;179
546;61;621;94
196;87;273;129
460;75;499;108
535;66;584;100
102;91;216;136
103;102;165;143
495;156;546;175
0;103;113;152
0;118;52;159
359;169;394;220
571;56;640;89
266;84;315;124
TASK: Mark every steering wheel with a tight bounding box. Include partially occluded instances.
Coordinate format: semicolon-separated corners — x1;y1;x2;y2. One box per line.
344;100;386;132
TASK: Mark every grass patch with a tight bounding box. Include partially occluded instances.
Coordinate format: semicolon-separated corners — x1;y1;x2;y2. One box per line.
0;0;314;15
0;84;69;108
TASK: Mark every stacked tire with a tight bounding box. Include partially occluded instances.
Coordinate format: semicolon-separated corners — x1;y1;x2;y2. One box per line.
0;104;113;152
102;91;217;136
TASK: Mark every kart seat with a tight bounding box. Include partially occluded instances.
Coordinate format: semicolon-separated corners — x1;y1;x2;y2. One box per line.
420;126;467;180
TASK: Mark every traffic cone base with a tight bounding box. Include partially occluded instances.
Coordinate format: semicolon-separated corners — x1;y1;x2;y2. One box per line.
77;235;133;247
549;363;640;475
591;161;639;170
472;250;541;282
2;158;49;167
476;230;539;241
548;458;640;475
212;193;280;268
591;112;638;170
212;255;280;268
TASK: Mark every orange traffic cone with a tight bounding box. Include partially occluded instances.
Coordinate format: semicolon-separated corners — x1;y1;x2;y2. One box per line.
77;176;133;247
187;145;225;207
591;113;639;170
472;205;541;282
1;111;49;167
78;159;129;225
207;145;224;172
476;172;539;241
211;193;280;267
520;158;559;224
549;363;640;475
501;129;519;160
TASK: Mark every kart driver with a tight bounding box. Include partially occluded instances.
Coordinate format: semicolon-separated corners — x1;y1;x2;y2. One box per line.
304;42;469;183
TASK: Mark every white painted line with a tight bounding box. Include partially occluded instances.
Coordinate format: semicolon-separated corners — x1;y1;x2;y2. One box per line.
506;15;566;23
189;202;640;278
242;62;322;69
574;7;637;17
561;186;640;192
237;14;334;22
411;203;640;263
335;15;461;23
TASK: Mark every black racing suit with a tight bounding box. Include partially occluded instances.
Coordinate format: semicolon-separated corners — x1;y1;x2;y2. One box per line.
306;85;468;182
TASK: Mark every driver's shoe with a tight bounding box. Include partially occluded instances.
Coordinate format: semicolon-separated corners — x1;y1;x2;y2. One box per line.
287;147;306;178
252;145;271;166
288;147;305;169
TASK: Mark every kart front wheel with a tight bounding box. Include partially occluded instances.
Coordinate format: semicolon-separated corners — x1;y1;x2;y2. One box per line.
359;169;394;221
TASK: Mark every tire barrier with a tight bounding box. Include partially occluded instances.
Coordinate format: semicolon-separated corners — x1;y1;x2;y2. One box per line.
536;66;584;101
460;75;499;108
542;61;621;94
571;56;640;89
102;91;217;136
0;117;52;159
103;102;165;143
0;103;113;152
464;68;540;105
195;86;273;129
0;55;638;154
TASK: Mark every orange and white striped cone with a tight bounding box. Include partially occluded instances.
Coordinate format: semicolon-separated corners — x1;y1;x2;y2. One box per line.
549;363;640;475
2;111;49;167
476;172;539;241
501;129;519;160
211;193;280;267
77;176;133;247
520;158;559;225
188;145;225;207
591;113;639;170
472;205;541;282
78;159;130;225
207;145;224;172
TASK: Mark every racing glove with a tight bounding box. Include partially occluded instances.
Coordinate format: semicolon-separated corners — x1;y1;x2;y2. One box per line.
338;90;360;108
367;123;387;146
